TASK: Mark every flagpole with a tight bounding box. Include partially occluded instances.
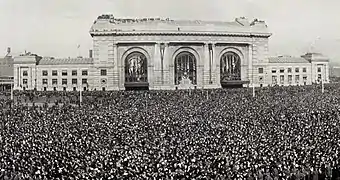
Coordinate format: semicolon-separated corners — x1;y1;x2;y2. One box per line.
79;85;82;106
321;65;324;93
10;82;13;101
206;90;209;100
77;44;80;57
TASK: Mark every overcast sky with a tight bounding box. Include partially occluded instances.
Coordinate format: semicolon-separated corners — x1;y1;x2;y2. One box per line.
1;0;340;62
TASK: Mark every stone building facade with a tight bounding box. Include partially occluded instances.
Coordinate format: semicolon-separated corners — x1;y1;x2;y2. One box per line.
12;15;330;91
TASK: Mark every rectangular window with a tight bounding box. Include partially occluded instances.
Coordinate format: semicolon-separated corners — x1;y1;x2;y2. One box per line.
318;74;322;81
72;70;77;76
280;69;284;73
72;78;77;84
288;68;292;73
295;75;300;83
303;68;307;73
318;67;322;73
280;75;284;84
82;70;88;76
52;79;58;85
295;68;299;73
62;79;67;85
82;78;87;84
258;68;264;74
52;70;58;76
62;70;67;76
288;75;292;84
272;75;277;84
42;79;48;85
271;68;276;74
42;70;48;76
23;70;28;76
101;69;107;76
303;76;307;81
23;79;28;84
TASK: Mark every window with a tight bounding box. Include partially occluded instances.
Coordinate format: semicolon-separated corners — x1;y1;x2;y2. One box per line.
42;70;48;76
280;75;284;84
303;76;307;82
288;75;292;84
23;79;28;84
280;69;284;73
72;79;77;84
271;68;276;74
101;69;107;76
258;68;264;74
295;75;300;83
52;70;58;76
272;75;277;84
82;78;87;84
72;70;77;76
303;68;307;73
52;79;58;85
42;79;48;85
295;68;299;73
318;67;322;73
288;68;292;73
63;87;66;91
62;70;67;76
318;74;322;81
23;70;28;76
62;79;67;85
82;70;88;76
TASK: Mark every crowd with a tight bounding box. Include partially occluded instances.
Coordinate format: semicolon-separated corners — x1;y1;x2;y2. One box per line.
1;84;340;179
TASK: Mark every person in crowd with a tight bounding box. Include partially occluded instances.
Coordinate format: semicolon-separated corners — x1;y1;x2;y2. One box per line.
0;84;339;179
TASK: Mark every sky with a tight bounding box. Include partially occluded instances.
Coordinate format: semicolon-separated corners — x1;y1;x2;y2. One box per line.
0;0;340;63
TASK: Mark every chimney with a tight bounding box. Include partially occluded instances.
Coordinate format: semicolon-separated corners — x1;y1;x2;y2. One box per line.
89;50;93;58
7;47;11;54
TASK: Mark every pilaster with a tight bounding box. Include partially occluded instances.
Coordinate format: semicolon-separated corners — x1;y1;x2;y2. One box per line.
112;43;119;90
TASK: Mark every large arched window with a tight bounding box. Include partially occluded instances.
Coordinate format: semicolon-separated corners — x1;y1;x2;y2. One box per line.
125;52;148;83
174;52;197;85
220;52;241;81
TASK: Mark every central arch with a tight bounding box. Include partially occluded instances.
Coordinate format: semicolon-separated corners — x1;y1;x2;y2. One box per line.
124;51;149;90
174;51;197;85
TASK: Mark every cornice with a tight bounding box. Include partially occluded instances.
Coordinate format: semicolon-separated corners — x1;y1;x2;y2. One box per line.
90;31;272;38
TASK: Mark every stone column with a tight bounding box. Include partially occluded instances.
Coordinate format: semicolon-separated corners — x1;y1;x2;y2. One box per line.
168;45;175;89
162;43;169;88
113;43;119;90
248;43;253;86
202;43;210;88
153;43;161;88
117;46;125;90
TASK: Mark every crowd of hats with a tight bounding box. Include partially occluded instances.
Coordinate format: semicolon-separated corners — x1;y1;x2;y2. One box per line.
0;85;340;179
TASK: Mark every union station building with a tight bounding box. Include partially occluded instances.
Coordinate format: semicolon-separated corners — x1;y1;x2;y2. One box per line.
12;15;330;91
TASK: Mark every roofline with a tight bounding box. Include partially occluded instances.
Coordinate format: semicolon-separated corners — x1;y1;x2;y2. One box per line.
89;31;272;38
268;62;310;64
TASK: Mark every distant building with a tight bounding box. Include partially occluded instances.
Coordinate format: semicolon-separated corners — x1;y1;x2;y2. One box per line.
12;15;329;91
0;47;14;91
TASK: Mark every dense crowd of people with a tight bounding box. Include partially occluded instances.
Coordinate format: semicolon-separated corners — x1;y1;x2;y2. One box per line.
1;84;340;179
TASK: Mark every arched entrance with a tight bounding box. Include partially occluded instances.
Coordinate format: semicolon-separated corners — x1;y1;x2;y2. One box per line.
220;52;242;88
124;51;149;90
174;52;197;86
